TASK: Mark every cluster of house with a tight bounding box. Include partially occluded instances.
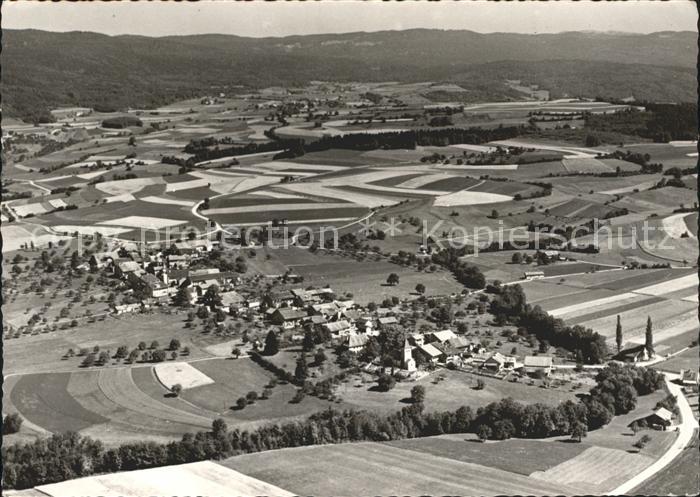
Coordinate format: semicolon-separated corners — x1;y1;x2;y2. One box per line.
399;330;554;378
88;240;244;312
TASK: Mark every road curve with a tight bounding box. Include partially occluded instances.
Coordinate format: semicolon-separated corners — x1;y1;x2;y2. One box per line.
607;373;698;495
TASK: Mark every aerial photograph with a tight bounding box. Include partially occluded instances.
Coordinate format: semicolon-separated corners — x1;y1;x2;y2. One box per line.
0;0;698;495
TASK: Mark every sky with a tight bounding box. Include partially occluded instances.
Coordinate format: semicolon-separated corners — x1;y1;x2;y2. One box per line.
2;0;697;38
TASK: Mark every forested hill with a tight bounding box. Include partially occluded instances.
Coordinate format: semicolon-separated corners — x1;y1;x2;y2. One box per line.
2;29;696;121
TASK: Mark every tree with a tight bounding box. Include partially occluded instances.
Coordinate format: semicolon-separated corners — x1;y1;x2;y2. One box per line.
3;413;23;434
231;347;241;359
585;134;601;147
263;330;279;356
171;384;182;397
570;421;587;442
377;374;396;392
81;353;96;367
490;209;499;219
152;350;167;362
645;316;654;357
173;287;192;308
314;348;327;366
138;341;147;351
236;397;247;410
150;340;159;350
246;391;258;404
615;315;623;354
212;418;227;438
477;424;492;442
634;434;652;451
415;283;426;294
202;284;222;308
387;273;400;286
169;339;181;351
410;385;426;404
302;331;315;352
475;379;485;390
295;353;308;381
511;252;522;264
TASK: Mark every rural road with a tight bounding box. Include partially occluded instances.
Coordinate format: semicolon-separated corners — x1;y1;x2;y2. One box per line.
606;373;698;495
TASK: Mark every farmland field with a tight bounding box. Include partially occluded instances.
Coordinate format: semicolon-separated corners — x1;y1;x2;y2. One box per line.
221;442;585;496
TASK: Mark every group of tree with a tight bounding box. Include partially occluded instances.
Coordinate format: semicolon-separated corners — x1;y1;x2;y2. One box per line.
430;248;486;289
1;363;663;490
490;284;608;363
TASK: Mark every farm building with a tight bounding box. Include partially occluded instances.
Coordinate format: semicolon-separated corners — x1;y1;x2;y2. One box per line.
523;355;554;376
355;317;375;335
270;308;307;328
483;352;517;372
322;319;354;336
415;343;443;364
679;369;699;392
173;239;214;254
220;291;246;311
523;270;545;279
377;316;398;329
346;334;369;353
129;273;169;298
115;260;142;278
644;407;674;430
425;329;458;344
615;344;651;363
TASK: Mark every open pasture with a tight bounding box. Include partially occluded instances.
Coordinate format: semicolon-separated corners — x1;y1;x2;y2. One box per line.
388;435;589;476
221;441;584;496
339;368;579;415
34;461;295;497
275;249;463;304
8;372;109;434
654;347;700;374
530;446;655;494
182;358;334;422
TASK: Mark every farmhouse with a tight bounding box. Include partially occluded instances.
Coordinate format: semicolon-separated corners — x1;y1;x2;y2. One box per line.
322;319;354;336
173;239;214;254
220;290;246;311
270;308;307;328
415;343;443;364
483;352;516;372
377;316;398;329
646;407;674;430
129;273;169;298
679;369;699;392
616;344;651;363
356;317;375;335
346;334;369;353
115;260;142;278
425;329;458;344
523;355;554;376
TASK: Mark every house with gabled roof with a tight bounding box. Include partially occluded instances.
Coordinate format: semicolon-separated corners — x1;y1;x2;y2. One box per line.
523;355;554;376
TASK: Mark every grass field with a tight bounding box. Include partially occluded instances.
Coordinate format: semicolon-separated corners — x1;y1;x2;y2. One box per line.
654;347;700;373
274;248;463;304
221;441;584;496
183;358;335;423
387;435;589;475
34;460;296;497
633;433;700;496
338;369;579;414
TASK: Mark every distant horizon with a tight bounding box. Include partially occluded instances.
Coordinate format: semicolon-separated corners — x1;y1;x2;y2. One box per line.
3;0;696;37
4;26;697;40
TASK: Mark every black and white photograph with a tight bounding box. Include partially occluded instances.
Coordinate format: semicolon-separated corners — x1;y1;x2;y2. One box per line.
1;0;698;495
